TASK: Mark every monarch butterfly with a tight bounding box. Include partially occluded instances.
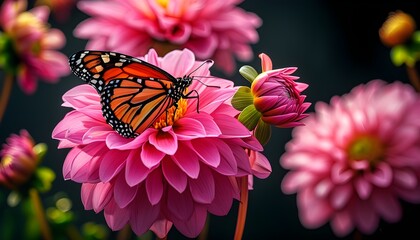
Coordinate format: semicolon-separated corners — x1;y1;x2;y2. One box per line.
69;50;210;138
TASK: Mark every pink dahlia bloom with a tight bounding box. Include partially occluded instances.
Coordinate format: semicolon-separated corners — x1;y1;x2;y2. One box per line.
0;0;69;94
280;80;420;236
74;0;261;74
35;0;78;23
52;49;264;238
251;53;310;128
0;130;38;189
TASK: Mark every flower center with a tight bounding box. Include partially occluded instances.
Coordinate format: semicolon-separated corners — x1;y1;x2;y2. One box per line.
347;135;385;166
153;98;187;129
1;156;13;168
156;0;169;8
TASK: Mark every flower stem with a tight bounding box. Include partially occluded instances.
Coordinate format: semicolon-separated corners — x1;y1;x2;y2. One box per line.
406;64;420;92
198;215;210;240
0;74;13;123
233;176;249;240
117;224;132;240
29;188;52;240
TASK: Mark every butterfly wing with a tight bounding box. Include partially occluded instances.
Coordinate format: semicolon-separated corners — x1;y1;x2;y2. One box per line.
102;78;174;137
69;50;178;137
69;50;176;92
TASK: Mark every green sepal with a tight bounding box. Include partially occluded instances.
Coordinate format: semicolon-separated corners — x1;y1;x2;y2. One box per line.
231;86;253;111
33;167;55;193
33;143;48;164
239;65;258;83
238;105;261;130
255;118;271;146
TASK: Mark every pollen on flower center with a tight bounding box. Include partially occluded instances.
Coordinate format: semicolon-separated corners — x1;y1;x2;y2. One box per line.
153;98;187;129
347;135;385;166
156;0;169;8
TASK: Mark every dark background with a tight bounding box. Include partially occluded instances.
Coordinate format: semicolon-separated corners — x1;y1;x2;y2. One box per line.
1;0;420;239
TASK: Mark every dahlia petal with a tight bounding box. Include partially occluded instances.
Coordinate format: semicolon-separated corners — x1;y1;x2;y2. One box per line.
394;168;418;189
281;171;316;194
190;113;221;136
167;187;194;221
232;145;252;177
106;129;152;150
330;183;352;209
173;117;206;140
259;53;272;72
104;199;130;230
331;211;354;237
149;129;178;155
208;173;234;216
161;49;195;77
189;166;215;204
331;163;353;184
297;188;332;228
130;191;160;236
191;139;220;167
395;181;420;203
125;150;152;186
162;158;187;193
212;140;237;176
81;183;95;210
314;179;333;198
69;144;104;182
150;219;173;239
173;205;207;238
371;190;401;222
114;174;138;208
91;182;113;213
368;162;392;187
212;114;251;138
249;151;271;179
99;150;128;182
354;177;372;200
63;146;82;180
146;169;164;205
353;201;379;235
141;141;165;168
171;143;200;179
82;126;112;144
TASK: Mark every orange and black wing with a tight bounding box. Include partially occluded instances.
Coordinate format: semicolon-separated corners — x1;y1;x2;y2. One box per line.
102;78;174;138
69;50;178;137
69;50;177;93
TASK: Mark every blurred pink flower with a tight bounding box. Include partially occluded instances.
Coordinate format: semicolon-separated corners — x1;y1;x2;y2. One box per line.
52;48;265;238
280;80;420;236
35;0;78;23
74;0;261;74
0;0;69;94
0;130;38;189
251;53;310;128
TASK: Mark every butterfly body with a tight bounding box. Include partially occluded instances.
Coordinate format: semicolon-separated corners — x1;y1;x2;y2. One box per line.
69;50;194;138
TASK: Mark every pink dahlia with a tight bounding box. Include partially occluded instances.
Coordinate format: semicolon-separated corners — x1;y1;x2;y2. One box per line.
281;80;420;236
52;48;264;238
74;0;261;74
0;0;69;94
0;130;39;189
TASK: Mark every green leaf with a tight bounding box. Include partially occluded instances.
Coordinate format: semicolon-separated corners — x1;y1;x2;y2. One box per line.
239;65;258;83
238;105;261;130
255;119;271;146
412;30;420;44
390;45;408;66
231;86;253;111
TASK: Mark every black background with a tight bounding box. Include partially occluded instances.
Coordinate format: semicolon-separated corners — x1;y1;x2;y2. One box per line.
1;0;420;239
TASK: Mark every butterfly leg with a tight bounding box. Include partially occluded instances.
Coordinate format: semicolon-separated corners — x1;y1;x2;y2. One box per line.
183;90;199;113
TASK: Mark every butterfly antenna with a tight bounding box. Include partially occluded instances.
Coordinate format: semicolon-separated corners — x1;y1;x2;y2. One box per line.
188;59;214;77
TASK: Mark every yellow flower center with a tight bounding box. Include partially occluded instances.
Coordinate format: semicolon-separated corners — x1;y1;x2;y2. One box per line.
153;98;188;129
1;156;13;168
379;10;416;47
347;135;385;167
156;0;169;8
